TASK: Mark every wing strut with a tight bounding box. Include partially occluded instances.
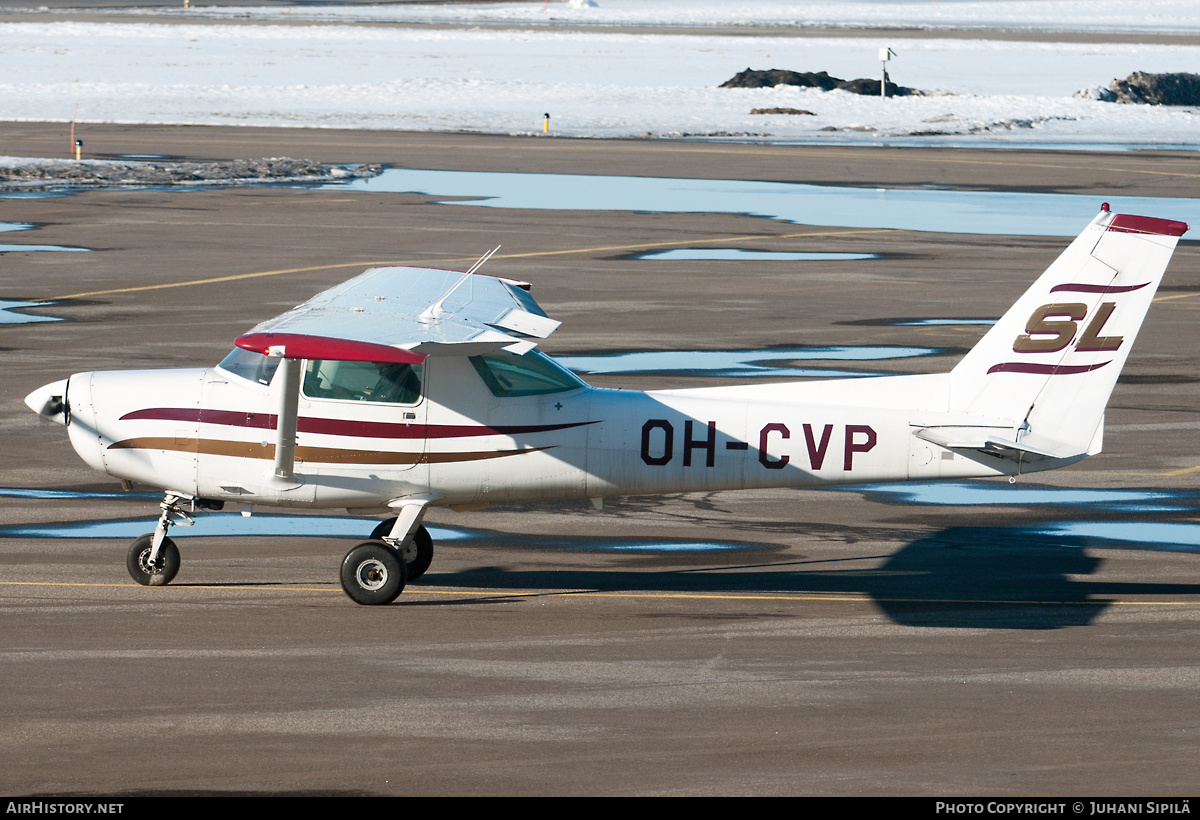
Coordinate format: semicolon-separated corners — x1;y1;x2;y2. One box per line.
273;357;302;480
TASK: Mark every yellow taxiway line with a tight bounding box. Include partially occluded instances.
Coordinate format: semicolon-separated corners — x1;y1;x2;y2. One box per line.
36;228;904;302
34;222;1192;306
1153;292;1200;303
2;580;1199;607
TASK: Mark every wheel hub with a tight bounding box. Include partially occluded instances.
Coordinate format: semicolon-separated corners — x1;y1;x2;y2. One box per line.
136;549;161;574
355;559;389;590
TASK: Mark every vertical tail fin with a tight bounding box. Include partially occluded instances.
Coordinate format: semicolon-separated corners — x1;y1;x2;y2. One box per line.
948;209;1187;458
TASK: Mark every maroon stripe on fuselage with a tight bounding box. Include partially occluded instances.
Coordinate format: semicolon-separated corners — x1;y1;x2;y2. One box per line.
121;407;279;429
1048;282;1149;294
119;407;595;439
300;418;595;439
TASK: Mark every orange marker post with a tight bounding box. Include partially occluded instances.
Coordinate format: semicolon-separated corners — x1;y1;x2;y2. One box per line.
69;102;78;157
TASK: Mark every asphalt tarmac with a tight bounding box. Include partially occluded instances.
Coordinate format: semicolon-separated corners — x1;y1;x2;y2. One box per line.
3;124;1200;796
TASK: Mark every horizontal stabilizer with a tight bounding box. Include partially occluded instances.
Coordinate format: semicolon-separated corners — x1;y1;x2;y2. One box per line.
915;426;1085;462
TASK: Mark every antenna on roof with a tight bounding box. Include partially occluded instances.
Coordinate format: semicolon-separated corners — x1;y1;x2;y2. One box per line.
465;245;501;276
419;245;501;323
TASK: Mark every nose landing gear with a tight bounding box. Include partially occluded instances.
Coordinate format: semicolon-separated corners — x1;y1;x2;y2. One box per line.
126;533;180;586
126;493;193;587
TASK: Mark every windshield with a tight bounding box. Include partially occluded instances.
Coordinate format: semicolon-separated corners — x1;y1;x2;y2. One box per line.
218;348;282;386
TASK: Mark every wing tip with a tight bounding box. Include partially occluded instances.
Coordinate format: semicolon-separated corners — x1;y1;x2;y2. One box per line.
235;333;426;364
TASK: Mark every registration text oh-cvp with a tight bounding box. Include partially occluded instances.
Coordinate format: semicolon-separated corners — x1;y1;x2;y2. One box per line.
640;420;876;471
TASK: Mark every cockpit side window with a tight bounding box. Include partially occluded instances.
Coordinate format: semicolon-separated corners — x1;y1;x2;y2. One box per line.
302;359;423;405
218;348;282;386
469;350;585;397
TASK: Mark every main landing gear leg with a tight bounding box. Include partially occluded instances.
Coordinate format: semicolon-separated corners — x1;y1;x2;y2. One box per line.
369;517;434;582
341;500;434;605
126;493;193;586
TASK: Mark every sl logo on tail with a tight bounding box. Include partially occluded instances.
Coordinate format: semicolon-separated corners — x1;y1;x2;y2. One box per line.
988;282;1150;376
1012;301;1122;354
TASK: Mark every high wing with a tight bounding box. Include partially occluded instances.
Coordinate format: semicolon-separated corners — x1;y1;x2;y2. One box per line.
234;264;561;361
229;263;564;483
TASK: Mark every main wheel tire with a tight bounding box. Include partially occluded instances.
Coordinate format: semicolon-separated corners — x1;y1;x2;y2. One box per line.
126;534;181;587
369;517;396;541
340;541;406;605
369;519;435;582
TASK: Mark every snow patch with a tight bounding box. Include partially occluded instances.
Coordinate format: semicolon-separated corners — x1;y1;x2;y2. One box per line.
0;10;1198;147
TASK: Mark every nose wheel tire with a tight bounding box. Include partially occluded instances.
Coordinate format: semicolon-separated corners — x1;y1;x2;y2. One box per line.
340;541;406;605
126;534;181;586
369;519;434;581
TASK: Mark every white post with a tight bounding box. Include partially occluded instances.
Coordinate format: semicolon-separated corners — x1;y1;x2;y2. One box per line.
878;47;895;99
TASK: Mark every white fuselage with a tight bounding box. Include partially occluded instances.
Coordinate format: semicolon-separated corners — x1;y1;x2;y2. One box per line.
61;354;1029;512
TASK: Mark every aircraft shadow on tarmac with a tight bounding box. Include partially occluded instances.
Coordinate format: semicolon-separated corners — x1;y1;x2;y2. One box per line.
424;525;1200;630
5;510;1198;629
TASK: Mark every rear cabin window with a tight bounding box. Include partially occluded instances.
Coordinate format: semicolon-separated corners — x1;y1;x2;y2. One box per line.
218;348;282;386
469;351;584;397
302;359;423;405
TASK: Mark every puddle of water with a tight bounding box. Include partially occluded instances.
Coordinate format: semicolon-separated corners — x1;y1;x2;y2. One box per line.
1030;522;1200;551
837;482;1192;512
0;514;472;542
0;300;64;325
331;169;1200;238
0;512;743;553
0;490;744;553
559;345;937;378
0;192;66;200
635;249;880;262
0;244;88;253
601;541;743;552
0;222;34;233
0;488;156;500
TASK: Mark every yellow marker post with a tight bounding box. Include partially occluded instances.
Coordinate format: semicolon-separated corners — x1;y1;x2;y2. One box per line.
73;139;82;161
543;113;550;133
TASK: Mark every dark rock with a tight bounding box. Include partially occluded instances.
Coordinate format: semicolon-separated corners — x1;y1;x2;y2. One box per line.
720;67;919;96
1090;72;1200;105
749;107;816;116
833;78;916;97
720;68;841;90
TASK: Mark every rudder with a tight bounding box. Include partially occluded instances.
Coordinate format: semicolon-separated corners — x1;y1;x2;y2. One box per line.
947;209;1187;458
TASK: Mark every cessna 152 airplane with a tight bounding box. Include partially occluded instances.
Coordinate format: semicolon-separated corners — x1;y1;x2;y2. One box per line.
24;208;1189;605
